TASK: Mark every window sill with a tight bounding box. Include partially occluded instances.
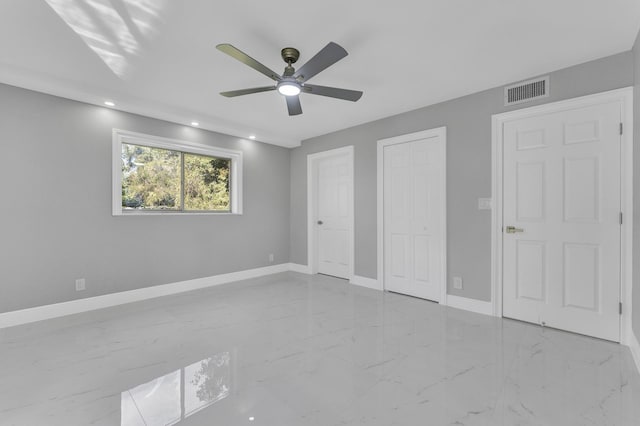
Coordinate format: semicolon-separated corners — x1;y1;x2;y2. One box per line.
114;211;242;216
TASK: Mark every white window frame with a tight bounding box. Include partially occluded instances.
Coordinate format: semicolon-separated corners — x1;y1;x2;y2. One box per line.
112;129;243;215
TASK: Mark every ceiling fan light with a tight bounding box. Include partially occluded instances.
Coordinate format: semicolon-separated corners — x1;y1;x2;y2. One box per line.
277;82;301;96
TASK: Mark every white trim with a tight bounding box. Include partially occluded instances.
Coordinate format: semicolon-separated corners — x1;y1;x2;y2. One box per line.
4;261;601;337
306;146;355;280
112;129;243;216
491;87;633;345
619;91;634;347
288;263;312;274
0;264;291;329
629;331;640;375
377;127;447;303
350;275;383;291
490;112;503;318
445;295;493;316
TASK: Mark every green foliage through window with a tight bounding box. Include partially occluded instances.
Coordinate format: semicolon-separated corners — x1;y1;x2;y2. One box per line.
121;143;231;212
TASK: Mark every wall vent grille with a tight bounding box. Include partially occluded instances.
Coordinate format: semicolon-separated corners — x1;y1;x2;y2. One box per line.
504;76;549;106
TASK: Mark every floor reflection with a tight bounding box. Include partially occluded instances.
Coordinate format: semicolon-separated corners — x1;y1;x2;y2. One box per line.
44;0;168;78
121;352;231;426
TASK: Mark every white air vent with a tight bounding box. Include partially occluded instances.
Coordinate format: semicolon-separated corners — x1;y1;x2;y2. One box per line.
504;76;549;106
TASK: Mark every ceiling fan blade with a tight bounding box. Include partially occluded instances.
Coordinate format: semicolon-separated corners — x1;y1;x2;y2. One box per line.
216;44;282;82
286;95;302;116
302;84;363;102
293;42;348;82
220;86;276;97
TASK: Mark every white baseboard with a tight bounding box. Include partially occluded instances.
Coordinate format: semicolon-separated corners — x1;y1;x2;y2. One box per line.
444;294;493;316
629;331;640;375
288;263;312;274
0;263;291;329
350;275;382;291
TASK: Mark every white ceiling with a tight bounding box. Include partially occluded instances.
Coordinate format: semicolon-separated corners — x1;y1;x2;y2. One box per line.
1;1;639;147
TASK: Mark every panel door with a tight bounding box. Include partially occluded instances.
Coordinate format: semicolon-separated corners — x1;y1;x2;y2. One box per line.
502;101;621;341
384;137;444;301
316;154;352;279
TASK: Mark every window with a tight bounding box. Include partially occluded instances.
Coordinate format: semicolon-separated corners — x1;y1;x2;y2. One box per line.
120;144;231;212
113;130;242;215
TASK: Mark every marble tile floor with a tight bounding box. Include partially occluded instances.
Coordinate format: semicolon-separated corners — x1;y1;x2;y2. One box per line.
0;272;639;426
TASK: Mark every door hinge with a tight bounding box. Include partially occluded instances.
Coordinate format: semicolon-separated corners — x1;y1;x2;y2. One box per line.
620;212;623;225
619;302;622;315
620;123;623;135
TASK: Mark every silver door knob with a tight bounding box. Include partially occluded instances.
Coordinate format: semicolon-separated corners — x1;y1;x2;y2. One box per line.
506;226;524;234
317;220;323;225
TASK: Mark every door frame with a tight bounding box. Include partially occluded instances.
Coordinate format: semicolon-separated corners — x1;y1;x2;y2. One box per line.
377;127;448;303
490;87;634;345
307;146;355;279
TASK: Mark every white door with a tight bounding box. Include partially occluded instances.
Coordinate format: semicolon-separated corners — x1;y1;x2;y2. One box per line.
383;135;445;301
314;152;352;279
502;101;621;341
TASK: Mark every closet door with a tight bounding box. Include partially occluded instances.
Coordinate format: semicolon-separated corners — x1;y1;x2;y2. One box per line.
383;135;445;301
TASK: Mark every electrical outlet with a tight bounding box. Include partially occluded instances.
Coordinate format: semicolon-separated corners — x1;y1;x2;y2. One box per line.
75;278;86;291
453;276;463;290
268;253;274;263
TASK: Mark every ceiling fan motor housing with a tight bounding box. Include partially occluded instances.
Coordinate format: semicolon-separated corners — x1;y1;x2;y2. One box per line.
281;47;300;64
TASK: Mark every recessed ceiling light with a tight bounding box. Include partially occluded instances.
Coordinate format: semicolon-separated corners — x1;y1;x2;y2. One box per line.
104;101;115;107
249;135;256;140
191;121;200;127
249;417;255;421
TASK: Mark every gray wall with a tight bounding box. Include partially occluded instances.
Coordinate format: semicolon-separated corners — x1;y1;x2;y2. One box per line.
633;30;640;341
0;83;291;313
290;52;634;302
2;49;636;315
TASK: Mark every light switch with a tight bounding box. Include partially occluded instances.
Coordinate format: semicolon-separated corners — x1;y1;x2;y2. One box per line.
478;198;492;210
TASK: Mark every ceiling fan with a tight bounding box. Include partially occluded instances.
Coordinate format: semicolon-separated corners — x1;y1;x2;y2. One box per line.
216;42;363;116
